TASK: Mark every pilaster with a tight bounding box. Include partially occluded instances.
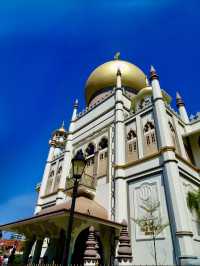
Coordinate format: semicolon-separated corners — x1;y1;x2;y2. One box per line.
136;115;144;158
114;69;128;223
150;66;194;262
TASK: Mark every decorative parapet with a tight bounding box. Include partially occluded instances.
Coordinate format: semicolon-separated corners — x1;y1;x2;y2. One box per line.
76;90;115;119
116;220;133;265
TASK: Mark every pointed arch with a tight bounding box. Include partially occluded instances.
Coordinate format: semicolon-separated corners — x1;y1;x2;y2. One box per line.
98;137;108;177
127;129;137;141
143;120;158;155
98;137;108;150
85;143;95;156
126;128;138;163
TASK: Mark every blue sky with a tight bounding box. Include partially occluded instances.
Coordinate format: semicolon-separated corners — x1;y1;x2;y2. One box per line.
0;0;200;227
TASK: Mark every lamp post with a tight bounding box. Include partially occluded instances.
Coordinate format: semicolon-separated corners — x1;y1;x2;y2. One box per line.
62;151;86;266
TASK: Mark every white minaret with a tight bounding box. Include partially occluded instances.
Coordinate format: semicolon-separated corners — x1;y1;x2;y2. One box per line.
34;122;67;214
114;69;128;223
176;92;189;123
57;99;79;203
150;66;194;264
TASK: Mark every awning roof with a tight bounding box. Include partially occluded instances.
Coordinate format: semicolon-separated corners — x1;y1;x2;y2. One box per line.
0;208;122;238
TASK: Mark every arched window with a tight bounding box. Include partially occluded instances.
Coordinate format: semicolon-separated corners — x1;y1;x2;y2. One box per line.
98;137;108;150
143;121;157;155
126;129;138;162
144;121;155;133
127;129;137;141
85;143;95;156
49;170;55;178
57;166;62;174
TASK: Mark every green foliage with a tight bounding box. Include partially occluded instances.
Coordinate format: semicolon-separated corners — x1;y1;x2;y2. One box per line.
13;254;23;265
187;189;200;220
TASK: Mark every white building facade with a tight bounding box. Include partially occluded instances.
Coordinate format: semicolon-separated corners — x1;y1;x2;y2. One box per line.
2;58;200;265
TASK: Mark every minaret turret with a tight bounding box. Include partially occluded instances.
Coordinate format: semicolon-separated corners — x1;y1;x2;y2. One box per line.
150;65;173;147
69;99;79;132
176;92;189;123
34;121;67;214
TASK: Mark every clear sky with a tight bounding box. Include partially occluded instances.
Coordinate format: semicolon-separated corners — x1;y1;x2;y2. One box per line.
0;0;200;226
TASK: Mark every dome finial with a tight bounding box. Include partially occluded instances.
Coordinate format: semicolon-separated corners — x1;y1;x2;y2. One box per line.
114;52;120;60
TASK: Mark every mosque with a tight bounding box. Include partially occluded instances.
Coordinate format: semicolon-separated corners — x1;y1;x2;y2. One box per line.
1;56;200;265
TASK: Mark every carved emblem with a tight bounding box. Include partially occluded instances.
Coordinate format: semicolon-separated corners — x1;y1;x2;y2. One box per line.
139;184;151;201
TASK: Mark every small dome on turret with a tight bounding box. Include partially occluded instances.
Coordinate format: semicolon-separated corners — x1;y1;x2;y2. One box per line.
49;121;68;148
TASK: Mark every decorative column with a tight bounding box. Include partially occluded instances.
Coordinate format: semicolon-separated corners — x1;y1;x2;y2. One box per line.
84;226;100;266
150;66;194;264
116;220;133;266
136;115;144;158
114;69;128;223
176;92;189;123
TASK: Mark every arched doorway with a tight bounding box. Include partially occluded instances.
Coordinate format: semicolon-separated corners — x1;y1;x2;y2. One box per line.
71;227;104;265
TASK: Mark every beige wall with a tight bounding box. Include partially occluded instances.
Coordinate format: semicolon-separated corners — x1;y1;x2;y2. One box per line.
97;150;108;177
126;139;138;163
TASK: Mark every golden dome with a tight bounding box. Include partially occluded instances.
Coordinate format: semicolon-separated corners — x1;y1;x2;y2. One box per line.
85;59;146;104
137;86;152;99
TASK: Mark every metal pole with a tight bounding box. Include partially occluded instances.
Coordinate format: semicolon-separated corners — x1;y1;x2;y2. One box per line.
62;177;79;266
153;231;158;266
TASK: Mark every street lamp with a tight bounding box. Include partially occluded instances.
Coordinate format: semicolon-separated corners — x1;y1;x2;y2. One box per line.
62;151;86;266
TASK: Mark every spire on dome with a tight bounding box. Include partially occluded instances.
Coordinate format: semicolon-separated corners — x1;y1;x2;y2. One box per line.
150;65;159;81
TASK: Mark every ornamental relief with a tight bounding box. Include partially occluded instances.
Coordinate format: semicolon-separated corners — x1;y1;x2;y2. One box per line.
133;181;165;240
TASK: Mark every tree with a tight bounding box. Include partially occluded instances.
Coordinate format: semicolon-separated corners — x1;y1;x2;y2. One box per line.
132;198;168;266
187;188;200;221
